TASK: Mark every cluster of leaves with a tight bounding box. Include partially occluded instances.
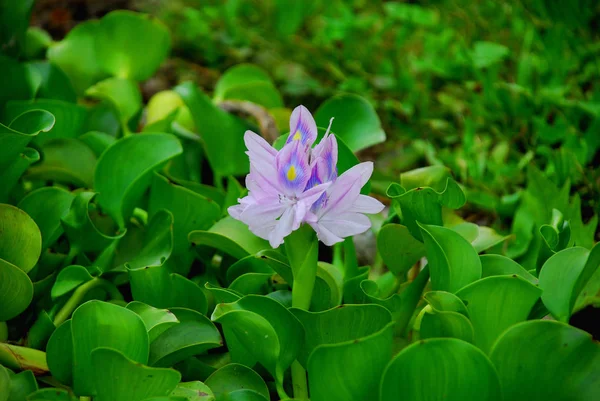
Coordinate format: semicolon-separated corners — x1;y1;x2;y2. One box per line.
144;0;600;222
1;2;599;401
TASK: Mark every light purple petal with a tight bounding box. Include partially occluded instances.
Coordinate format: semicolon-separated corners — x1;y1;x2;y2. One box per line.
349;194;385;214
276;140;311;197
294;182;331;228
308;220;344;246
319;212;372;238
318;162;374;216
245;130;277;160
240;201;286;230
269;206;296;248
311;133;338;181
286;105;317;147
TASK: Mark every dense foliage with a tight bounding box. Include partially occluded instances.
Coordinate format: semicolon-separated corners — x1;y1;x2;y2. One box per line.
1;1;599;401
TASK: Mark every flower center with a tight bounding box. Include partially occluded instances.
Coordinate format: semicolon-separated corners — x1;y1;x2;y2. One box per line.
292;130;302;141
287;165;297;181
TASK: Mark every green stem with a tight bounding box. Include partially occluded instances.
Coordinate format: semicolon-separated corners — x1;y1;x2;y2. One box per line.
61;245;79;269
284;225;318;398
291;361;309;399
343;237;358;279
53;278;124;326
0;343;48;374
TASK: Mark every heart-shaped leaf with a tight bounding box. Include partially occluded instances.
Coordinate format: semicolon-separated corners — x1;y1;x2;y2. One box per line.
314;94;386;152
86;77;142;127
380;338;502;401
94;133;182;228
377;224;425;276
18;187;75;251
417;291;473;343
214;64;283;108
170;382;215;401
419;223;481;293
127;301;180;343
91;347;180;401
480;254;537;284
204;364;269;401
490;320;600;400
456;276;542;353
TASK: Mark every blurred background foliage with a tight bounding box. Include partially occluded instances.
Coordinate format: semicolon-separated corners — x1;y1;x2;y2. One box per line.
29;0;600;237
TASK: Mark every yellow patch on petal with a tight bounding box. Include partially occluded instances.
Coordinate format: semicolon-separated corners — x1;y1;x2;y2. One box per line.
292;131;302;141
287;165;297;181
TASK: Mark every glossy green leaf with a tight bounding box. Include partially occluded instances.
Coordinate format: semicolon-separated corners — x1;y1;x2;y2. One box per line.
94;133;182;228
27;310;55;349
0;204;42;273
388;178;466;241
480;254;537;284
190;217;270;260
51;265;93;299
456;276;541;353
71;300;149;395
214;64;283;108
46;320;74;385
0;0;34;55
47;21;105;94
377;224;425;276
0;109;55;171
539;245;598;321
175;82;252;176
490;320;600;400
86;77;142;125
380;338;502;401
149;308;222;367
419;223;481;293
6;369;38;401
5;100;87;146
170;382;215;401
0;54;40;107
0;366;8;401
29;61;77;102
204;364;269;401
149;173;220;272
61;192;126;253
0;147;39;202
94;11;171;81
212;295;303;382
18;187;75;250
314;94;385;152
418;292;473;343
79;131;116;157
296;305;394;401
127;301;179;343
26;138;96;187
91;347;180;401
125;209;173;270
26;388;77;401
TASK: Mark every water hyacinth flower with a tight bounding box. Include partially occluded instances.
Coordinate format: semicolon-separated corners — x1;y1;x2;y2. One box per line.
228;105;384;247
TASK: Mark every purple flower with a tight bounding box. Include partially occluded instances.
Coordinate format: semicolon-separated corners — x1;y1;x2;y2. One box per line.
228;105;384;248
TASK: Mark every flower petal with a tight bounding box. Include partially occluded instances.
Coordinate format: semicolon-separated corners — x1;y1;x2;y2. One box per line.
287;105;317;147
245;130;277;160
269;206;296;248
349;194;385;214
241;201;286;230
319;162;374;216
308;220;344;246
276;140;311;197
319;212;372;238
311;133;338;181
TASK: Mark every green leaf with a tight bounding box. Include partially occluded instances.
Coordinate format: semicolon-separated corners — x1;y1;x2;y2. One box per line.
314;94;386;152
27;310;56;349
291;304;392;368
61;192;126;253
149;308;222;367
174;82;251;176
18;187;75;251
91;347;180;401
0;147;39;203
480;255;538;284
79;131;116;157
46;320;74;385
170;382;215;401
28;62;77;102
51;265;93;299
47;21;106;94
86;77;142;126
0;204;42;273
416;291;473;343
190;217;270;260
26;388;77;401
6;369;38;401
94;11;171;81
383;3;439;26
0;0;35;55
388;178;466;241
94;133;183;228
539;245;599;322
377;224;425;276
26;138;97;187
0;264;33;321
0;109;55;172
149;173;220;272
490;320;600;401
71;300;149;395
472;41;509;69
5;100;87;145
456;276;541;353
204;364;269;401
214;64;283;108
0;366;8;401
380;338;502;401
419;223;481;293
127;301;180;343
212;295;303;383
